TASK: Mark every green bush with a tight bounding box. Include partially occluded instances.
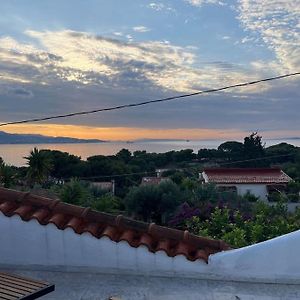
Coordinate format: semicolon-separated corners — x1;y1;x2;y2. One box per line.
287;193;299;203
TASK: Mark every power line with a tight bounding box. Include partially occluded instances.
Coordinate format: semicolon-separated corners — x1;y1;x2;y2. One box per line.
219;153;295;166
75;171;157;180
61;153;296;181
0;72;299;127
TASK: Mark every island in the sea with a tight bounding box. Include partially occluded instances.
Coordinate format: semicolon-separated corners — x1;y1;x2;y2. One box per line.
0;131;106;144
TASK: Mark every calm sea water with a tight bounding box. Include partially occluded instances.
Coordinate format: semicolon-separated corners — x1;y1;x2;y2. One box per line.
1;139;299;167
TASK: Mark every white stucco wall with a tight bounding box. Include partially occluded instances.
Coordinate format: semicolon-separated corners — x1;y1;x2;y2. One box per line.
215;183;268;200
235;184;268;200
210;229;300;282
3;211;300;283
0;212;208;276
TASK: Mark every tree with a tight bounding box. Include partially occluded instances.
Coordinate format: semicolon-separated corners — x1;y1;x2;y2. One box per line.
0;164;15;188
24;148;53;185
242;132;266;167
59;178;92;206
124;181;184;223
116;149;132;163
40;150;83;178
218;141;244;162
91;194;121;213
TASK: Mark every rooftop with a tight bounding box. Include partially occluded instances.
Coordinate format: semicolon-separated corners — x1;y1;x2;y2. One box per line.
203;168;292;184
0;187;229;263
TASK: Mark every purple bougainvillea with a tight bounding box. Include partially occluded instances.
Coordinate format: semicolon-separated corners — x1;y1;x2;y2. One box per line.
168;202;200;227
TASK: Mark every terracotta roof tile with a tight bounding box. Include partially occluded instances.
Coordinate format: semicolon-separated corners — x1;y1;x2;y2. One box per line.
0;187;230;262
203;168;292;184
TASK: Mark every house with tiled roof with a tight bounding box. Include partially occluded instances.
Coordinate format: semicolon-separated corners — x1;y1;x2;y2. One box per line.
1;187;300;299
201;168;292;201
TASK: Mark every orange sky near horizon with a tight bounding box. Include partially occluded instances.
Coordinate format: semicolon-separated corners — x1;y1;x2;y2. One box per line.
2;124;300;141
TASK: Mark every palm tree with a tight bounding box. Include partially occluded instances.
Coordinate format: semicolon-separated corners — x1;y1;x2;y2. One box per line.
24;148;53;186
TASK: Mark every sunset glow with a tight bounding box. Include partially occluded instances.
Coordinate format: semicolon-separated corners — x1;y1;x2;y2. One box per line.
3;124;300;141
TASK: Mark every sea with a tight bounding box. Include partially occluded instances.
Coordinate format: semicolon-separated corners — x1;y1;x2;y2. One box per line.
1;139;299;167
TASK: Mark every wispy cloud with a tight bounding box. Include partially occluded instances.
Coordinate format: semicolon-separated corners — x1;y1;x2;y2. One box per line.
147;2;175;12
237;0;300;73
148;2;165;11
0;29;259;93
113;32;123;36
222;36;231;40
185;0;225;7
132;26;151;33
0;29;299;135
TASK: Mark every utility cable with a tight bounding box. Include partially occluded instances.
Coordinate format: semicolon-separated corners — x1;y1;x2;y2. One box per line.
0;72;299;127
60;153;296;181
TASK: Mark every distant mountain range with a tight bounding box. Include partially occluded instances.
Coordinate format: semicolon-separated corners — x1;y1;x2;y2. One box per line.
133;138;192;142
0;131;105;144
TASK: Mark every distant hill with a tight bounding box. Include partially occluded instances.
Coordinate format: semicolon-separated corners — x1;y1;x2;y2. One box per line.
0;131;105;144
133;138;192;142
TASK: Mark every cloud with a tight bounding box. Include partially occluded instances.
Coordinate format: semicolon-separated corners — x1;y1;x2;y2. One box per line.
147;2;175;12
185;0;225;7
113;32;123;36
0;29;260;94
6;87;34;98
148;3;165;11
0;29;299;136
237;0;300;73
132;26;151;33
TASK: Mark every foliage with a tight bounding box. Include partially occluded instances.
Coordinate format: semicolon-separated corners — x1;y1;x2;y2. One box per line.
40;150;84;178
124;180;184;223
53;178;121;213
190;183;219;206
0;164;16;188
218;141;244;162
91;193;121;213
186;201;300;248
168;202;200;227
243;191;259;202
58;178;92;206
24;148;53;185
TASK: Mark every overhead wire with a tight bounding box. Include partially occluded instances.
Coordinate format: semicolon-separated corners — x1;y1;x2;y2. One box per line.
61;153;296;181
0;72;299;127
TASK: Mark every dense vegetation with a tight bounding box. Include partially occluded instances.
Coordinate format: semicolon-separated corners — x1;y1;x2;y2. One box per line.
1;133;300;248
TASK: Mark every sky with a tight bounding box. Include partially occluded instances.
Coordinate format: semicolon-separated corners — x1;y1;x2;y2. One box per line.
0;0;299;141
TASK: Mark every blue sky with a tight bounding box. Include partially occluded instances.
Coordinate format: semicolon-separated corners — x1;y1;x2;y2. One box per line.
0;0;299;140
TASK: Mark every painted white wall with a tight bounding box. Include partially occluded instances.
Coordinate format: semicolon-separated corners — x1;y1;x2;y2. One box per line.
210;229;300;281
0;212;208;276
235;184;268;200
215;183;268;200
2;212;300;285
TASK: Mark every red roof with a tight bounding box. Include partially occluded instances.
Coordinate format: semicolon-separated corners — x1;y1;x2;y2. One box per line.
203;168;292;184
0;187;229;262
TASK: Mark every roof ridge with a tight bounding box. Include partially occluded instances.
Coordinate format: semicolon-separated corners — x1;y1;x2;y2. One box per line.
0;187;230;262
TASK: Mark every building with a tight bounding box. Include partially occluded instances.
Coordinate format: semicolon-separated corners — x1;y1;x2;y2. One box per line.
2;187;300;299
90;180;115;194
141;176;170;186
201;168;292;201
